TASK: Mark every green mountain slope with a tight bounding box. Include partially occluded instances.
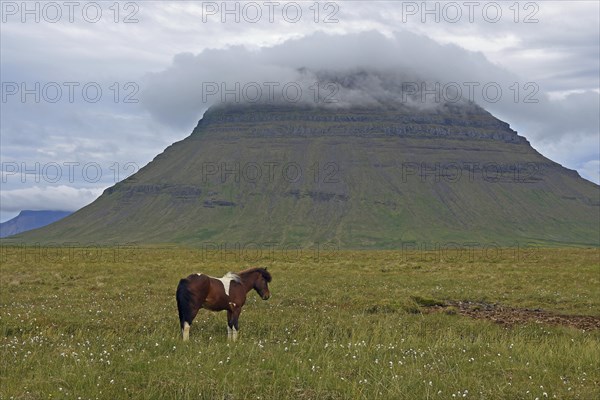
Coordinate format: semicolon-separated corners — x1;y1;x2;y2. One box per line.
9;103;599;247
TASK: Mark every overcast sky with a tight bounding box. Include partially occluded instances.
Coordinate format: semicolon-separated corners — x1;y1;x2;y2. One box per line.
1;0;599;222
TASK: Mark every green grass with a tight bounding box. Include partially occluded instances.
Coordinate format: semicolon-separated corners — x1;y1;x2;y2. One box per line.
1;247;599;399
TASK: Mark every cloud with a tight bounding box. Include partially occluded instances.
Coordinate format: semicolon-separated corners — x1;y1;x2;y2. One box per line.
0;185;104;213
579;160;600;185
140;30;520;127
139;30;599;149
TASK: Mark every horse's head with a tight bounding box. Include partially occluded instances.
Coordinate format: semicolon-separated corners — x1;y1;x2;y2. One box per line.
253;268;272;300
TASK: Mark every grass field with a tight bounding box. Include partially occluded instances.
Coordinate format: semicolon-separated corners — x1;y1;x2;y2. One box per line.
1;246;599;399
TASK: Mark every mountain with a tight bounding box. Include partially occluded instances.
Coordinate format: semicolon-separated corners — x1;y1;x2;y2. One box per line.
0;210;73;238
6;102;599;248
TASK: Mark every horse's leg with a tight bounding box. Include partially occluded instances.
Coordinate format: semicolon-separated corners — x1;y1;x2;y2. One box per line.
182;321;190;341
177;277;207;341
229;307;241;342
182;304;201;341
227;309;233;338
182;302;200;341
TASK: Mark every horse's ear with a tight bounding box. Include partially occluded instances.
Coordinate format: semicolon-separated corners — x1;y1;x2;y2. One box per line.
264;267;268;271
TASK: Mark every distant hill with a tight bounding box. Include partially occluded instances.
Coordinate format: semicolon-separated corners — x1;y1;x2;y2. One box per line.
0;210;73;238
6;103;599;248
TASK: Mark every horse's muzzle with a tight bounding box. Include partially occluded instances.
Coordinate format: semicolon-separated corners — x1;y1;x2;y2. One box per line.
262;293;271;300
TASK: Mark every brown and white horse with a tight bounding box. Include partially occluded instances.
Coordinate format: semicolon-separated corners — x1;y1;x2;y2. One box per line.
176;267;272;341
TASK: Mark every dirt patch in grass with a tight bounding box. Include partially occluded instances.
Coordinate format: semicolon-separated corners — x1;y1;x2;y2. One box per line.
425;300;600;330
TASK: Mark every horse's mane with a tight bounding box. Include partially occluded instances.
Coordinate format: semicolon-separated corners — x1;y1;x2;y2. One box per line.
223;271;241;283
239;267;272;282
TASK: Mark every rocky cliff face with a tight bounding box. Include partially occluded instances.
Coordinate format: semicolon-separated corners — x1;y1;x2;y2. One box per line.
196;103;526;143
8;103;599;248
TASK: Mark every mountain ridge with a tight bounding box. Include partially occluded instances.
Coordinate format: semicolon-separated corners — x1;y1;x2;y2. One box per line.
0;210;73;238
5;103;599;248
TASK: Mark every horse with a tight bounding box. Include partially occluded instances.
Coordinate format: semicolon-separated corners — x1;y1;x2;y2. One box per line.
176;267;272;341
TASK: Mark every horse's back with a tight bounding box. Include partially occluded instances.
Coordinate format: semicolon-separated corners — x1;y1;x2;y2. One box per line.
183;273;211;294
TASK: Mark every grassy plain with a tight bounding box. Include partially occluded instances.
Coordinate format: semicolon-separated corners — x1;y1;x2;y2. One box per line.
1;246;599;399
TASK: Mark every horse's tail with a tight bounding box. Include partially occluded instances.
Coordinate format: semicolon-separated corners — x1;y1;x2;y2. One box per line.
176;278;192;329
